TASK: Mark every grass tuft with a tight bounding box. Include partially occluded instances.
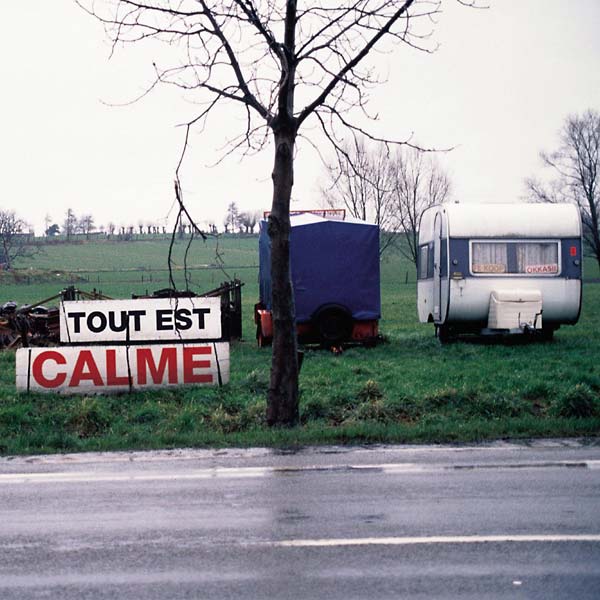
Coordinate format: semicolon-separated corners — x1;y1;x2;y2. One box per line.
68;398;113;438
551;384;600;419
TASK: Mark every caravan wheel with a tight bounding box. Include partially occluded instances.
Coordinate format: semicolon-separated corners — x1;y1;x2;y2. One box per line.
540;326;555;342
436;324;456;345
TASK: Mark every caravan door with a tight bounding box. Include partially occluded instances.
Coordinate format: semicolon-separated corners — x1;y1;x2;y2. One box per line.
433;212;443;323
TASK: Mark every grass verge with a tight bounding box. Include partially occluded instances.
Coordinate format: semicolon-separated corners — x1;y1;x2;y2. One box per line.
1;332;599;455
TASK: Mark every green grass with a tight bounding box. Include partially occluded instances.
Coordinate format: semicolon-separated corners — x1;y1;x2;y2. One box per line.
0;237;599;455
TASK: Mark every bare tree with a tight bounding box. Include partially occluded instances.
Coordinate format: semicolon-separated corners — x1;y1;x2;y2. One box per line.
224;202;239;234
238;210;260;234
321;138;398;256
80;0;478;426
63;208;77;241
391;147;451;267
79;214;96;239
527;109;600;271
322;140;450;262
44;214;52;237
0;210;36;270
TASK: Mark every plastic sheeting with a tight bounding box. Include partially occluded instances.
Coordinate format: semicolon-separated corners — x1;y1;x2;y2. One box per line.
259;214;380;323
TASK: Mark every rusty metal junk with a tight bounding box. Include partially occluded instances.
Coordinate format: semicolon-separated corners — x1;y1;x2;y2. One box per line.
0;287;111;349
1;280;244;349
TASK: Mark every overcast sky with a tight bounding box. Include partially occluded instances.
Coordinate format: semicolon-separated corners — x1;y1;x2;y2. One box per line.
1;1;599;235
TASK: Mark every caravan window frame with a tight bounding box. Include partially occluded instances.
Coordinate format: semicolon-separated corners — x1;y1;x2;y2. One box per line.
469;239;562;277
418;243;435;280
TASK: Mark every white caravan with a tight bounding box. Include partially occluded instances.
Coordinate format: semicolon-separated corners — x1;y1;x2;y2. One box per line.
417;203;582;342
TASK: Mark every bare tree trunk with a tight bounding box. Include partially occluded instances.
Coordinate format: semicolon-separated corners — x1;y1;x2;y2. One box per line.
267;128;299;426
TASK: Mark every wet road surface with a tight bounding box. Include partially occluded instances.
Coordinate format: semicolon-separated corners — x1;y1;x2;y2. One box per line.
1;440;599;599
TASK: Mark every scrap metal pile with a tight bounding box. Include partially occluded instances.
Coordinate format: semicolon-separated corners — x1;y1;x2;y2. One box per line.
1;280;244;350
0;287;111;349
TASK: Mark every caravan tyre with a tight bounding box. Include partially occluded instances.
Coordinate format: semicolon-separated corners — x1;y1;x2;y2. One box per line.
437;324;456;345
540;326;555;342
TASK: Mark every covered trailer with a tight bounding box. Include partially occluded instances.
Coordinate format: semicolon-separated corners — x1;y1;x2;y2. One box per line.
417;203;582;342
255;212;380;346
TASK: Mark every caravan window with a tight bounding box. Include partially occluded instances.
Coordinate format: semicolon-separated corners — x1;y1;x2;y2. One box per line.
515;243;559;274
418;245;428;279
471;241;560;275
418;244;434;279
472;243;508;274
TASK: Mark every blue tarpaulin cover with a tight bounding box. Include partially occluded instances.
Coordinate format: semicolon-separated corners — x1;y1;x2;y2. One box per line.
259;214;381;323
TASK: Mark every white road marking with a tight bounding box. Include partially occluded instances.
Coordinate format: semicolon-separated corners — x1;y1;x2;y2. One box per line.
0;460;596;485
268;534;600;548
0;467;270;484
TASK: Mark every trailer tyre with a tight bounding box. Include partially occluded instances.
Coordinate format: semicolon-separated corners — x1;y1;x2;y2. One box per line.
316;307;353;346
437;324;457;344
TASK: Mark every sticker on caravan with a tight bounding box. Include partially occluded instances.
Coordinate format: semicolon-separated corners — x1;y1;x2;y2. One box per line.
525;264;558;274
472;263;507;274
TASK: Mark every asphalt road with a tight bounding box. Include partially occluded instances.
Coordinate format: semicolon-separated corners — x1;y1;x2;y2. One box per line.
1;440;599;599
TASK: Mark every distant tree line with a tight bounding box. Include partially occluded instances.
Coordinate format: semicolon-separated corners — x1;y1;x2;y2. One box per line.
0;203;263;271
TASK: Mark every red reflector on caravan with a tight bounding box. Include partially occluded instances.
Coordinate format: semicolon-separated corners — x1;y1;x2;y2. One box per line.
570;246;577;257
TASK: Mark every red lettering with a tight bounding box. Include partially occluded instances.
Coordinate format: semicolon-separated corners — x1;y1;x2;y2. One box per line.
106;349;130;386
526;264;558;274
69;350;104;387
32;351;67;388
183;346;213;384
137;347;177;384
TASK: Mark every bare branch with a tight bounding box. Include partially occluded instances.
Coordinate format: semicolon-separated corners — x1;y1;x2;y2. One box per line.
297;0;417;127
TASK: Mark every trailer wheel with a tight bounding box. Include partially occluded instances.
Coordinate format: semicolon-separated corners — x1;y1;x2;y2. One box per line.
316;307;353;347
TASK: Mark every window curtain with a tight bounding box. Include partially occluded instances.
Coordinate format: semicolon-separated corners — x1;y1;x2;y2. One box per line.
516;243;558;273
472;243;508;273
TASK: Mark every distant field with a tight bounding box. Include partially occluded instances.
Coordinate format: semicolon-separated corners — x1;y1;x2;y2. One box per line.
29;236;259;270
0;236;598;454
2;236;259;300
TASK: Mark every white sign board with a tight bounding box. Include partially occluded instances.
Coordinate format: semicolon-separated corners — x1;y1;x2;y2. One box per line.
59;298;221;343
16;343;229;394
